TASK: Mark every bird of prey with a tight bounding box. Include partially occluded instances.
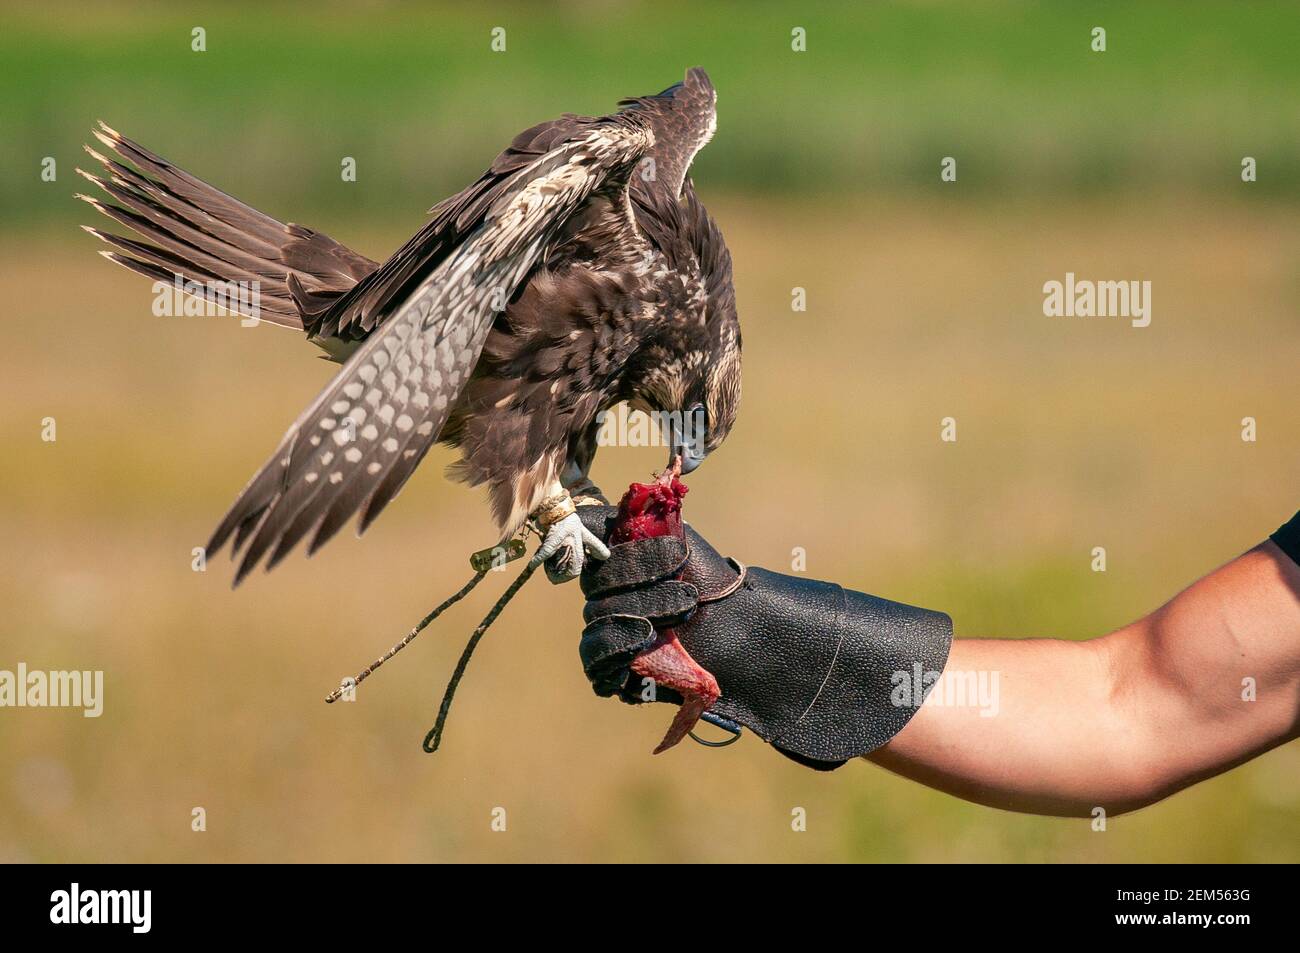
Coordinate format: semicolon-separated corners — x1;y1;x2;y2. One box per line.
78;68;742;584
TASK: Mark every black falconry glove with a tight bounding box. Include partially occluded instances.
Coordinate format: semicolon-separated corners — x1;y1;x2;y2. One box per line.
576;506;954;770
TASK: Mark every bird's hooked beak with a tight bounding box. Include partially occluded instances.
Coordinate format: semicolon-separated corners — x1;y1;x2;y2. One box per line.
669;445;706;474
666;405;708;474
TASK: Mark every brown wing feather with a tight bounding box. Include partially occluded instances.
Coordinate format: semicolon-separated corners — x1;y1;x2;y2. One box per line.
300;114;611;342
207;119;654;584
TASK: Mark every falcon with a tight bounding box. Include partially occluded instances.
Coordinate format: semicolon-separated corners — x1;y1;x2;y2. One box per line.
78;68;742;584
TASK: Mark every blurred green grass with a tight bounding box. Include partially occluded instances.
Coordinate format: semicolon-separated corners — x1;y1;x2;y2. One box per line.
0;1;1297;863
2;0;1299;228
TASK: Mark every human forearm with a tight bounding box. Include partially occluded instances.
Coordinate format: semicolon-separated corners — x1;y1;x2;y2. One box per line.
869;541;1300;816
868;636;1162;816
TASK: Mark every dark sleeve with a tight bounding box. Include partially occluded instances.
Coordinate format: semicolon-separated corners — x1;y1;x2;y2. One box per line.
1270;511;1300;568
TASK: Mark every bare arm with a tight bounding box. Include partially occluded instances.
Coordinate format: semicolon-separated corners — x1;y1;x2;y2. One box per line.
868;541;1300;816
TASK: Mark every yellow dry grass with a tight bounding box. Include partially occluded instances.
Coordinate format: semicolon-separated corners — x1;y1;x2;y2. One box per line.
1;194;1297;861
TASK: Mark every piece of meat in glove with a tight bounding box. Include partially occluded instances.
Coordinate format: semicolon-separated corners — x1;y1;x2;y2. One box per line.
610;461;721;753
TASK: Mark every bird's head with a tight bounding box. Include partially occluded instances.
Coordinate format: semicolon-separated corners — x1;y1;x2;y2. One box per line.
622;128;741;475
632;317;741;475
674;339;741;473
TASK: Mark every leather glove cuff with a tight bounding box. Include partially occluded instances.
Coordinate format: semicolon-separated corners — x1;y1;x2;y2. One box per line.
708;568;952;766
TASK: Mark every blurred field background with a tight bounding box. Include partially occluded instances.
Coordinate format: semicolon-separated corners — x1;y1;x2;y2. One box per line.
1;0;1297;862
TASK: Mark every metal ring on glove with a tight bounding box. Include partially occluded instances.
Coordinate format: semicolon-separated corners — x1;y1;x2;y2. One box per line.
688;711;743;748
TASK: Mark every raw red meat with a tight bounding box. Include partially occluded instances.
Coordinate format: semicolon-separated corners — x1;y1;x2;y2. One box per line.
611;461;721;753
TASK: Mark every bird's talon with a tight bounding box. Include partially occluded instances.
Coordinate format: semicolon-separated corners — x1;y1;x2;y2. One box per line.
581;526;611;561
531;511;605;583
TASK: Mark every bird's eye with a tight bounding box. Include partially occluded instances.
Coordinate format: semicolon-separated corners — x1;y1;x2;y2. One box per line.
686;402;707;452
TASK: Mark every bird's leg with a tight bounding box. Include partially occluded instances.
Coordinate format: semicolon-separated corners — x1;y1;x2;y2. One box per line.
629;634;720;753
566;476;610;507
529;488;610;584
560;452;609;506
